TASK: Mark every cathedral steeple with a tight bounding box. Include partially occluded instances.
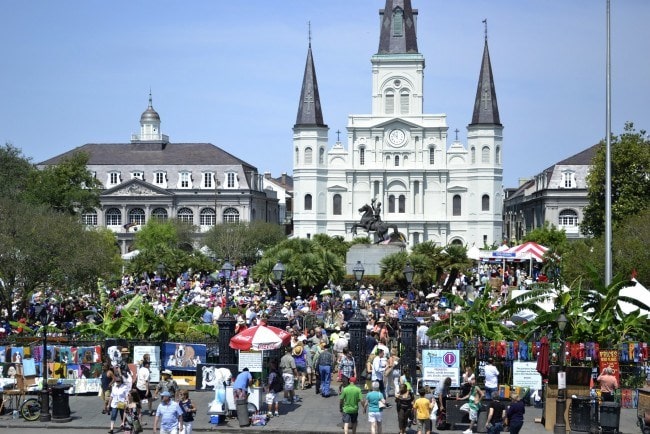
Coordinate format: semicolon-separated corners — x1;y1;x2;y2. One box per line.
378;0;418;54
470;23;501;126
295;32;326;128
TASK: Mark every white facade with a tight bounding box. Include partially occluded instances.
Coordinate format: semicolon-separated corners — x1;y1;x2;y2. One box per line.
292;1;503;247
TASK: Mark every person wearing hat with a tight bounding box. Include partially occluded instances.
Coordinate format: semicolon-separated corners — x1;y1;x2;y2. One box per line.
153;391;183;434
292;344;309;390
155;369;178;403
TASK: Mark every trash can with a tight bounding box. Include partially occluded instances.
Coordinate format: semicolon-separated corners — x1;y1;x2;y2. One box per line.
51;384;72;422
569;396;591;432
599;401;620;433
236;399;250;427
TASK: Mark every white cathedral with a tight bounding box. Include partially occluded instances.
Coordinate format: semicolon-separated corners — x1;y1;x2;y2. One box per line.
292;0;503;247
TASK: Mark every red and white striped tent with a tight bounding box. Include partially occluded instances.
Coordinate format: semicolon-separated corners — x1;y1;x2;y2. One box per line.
507;241;549;262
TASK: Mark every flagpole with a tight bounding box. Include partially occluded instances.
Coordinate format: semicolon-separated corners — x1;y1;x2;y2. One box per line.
604;0;612;285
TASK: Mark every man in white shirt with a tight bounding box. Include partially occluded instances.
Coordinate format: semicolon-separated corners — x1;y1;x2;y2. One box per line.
483;357;500;400
136;360;152;414
371;348;390;406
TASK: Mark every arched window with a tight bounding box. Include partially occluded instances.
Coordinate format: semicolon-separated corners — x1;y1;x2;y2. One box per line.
305;147;313;164
452;195;462;216
471;147;476;164
394;155;400;166
151;208;168;221
128;208;145;225
82;210;97;226
482;194;490;211
398;195;406;213
106;208;122;226
304;194;312;211
429;146;435;165
482;146;490;163
177;207;194;224
388;195;396;213
333;194;342;215
451;239;463;246
385;91;394;114
496;146;501;164
223;207;240;223
319;147;325;164
295;147;299;164
200;208;216;225
559;209;578;227
359;147;365;166
400;90;409;114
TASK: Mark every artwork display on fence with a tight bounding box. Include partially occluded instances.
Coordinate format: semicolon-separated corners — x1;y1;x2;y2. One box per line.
163;342;206;371
195;363;235;390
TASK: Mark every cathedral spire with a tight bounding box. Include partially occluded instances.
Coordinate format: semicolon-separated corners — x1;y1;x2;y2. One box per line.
470;22;501;126
378;0;418;54
295;28;326;128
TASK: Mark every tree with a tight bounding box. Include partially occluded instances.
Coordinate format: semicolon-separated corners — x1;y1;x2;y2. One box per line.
25;151;102;215
203;221;285;265
0;143;36;201
582;122;650;237
524;221;568;251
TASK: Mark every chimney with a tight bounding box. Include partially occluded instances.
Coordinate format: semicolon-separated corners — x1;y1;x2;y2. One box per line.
264;171;272;180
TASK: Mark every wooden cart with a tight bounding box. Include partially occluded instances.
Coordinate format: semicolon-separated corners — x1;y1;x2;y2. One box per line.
638;387;650;434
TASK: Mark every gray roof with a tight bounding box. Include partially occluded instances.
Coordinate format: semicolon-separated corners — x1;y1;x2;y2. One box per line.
378;0;419;54
38;142;257;171
295;44;326;128
470;39;501;126
555;143;600;166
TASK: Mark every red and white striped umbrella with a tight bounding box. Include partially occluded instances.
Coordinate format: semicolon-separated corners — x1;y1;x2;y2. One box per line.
508;241;548;262
229;325;291;351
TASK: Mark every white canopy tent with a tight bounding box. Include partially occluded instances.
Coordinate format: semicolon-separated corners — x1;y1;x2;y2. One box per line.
618;278;650;318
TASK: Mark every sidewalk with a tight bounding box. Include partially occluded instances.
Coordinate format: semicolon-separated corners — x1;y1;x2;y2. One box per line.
0;389;640;433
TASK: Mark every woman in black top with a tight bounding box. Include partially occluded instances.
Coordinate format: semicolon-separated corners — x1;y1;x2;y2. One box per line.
506;393;525;434
394;383;414;434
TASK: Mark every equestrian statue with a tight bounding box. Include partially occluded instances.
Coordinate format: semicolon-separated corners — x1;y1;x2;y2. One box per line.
350;198;405;243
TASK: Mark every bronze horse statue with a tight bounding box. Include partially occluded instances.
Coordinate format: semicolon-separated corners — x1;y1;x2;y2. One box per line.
350;204;404;243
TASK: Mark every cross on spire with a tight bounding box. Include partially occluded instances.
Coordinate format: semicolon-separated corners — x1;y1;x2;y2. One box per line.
308;21;312;47
454;128;459;141
482;18;488;41
303;90;314;114
336;130;341;142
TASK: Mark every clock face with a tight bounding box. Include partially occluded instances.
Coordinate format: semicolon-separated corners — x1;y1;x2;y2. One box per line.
388;129;406;146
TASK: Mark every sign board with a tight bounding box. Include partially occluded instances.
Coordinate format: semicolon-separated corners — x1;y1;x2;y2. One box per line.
512;361;542;391
134;345;161;382
238;351;263;373
421;349;461;388
492;251;516;258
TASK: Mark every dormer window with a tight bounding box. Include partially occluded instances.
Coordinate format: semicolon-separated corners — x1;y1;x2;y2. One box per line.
178;171;192;189
131;171;144;180
203;172;214;189
562;170;576;188
108;171;121;186
154;171;167;187
225;172;239;189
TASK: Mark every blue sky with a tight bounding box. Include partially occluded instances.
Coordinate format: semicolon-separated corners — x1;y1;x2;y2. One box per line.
1;1;648;187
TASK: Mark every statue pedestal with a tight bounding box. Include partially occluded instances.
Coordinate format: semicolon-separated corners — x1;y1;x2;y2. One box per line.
346;243;405;276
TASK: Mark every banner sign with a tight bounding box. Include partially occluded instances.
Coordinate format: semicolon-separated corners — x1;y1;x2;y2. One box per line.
512;361;542;391
598;349;621;384
421;349;461;388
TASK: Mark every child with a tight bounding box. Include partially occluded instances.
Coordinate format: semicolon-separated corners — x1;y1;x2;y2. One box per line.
413;388;434;434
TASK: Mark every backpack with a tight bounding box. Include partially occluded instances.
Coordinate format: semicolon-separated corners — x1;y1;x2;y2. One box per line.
270;372;284;393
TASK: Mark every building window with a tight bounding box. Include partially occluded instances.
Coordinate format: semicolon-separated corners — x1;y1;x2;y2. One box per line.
333;194;342;215
128;208;146;225
179;172;191;188
385;91;394;114
131;171;144;180
319;147;325;164
81;211;97;226
482;194;490;211
305;147;313;164
559;209;579;227
452;195;462;216
388;195;396;213
482;146;490;163
203;172;213;189
109;172;120;186
226;172;236;188
471;147;476;164
304;194;312;211
200;208;216;225
106;208;122;225
295;147;299;164
394;155;400;166
496;146;501;164
154;172;166;185
151;208;168;221
177;207;194;224
413;232;420;245
392;7;404;36
223;207;240;223
562;171;576;188
400;91;409;114
429;146;435;165
359;147;365;166
398;195;406;213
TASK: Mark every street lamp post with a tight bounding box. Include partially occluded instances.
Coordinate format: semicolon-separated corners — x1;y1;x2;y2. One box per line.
400;261;419;385
272;260;286;303
349;261;367;384
157;263;165;295
352;261;365;316
221;260;234;318
38;306;51;422
554;310;568;434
